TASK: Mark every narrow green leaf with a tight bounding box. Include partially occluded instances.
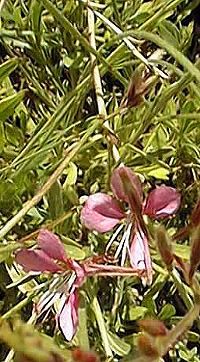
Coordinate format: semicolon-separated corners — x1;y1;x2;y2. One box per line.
108;332;131;356
48;180;64;220
0;59;18;83
0;90;25;122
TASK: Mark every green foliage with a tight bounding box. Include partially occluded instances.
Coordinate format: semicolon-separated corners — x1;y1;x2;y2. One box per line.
0;0;200;361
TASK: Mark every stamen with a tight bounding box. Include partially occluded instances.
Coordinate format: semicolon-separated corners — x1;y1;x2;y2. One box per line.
120;222;132;266
36;271;77;317
115;222;132;263
106;223;124;253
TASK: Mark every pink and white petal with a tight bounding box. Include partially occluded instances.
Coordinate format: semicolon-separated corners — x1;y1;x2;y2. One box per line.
15;249;62;273
111;166;143;202
58;291;78;341
81;193;125;233
144;186;181;219
38;229;67;262
129;228;152;284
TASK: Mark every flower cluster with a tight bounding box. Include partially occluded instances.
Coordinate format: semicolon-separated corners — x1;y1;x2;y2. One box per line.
15;166;181;341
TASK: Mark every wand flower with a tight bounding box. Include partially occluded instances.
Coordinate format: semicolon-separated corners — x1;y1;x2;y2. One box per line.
81;166;181;282
15;229;85;341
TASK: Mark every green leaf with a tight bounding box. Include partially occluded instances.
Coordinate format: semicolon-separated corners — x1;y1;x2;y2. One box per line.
0;243;21;263
158;20;180;48
64;162;78;186
4;122;24;147
129;306;148;320
0;90;25;122
0;59;18;83
147;166;169;180
173;243;190;260
0;122;5;152
30;0;42;37
107;332;131;356
64;244;85;260
158;303;176;321
48;180;64;220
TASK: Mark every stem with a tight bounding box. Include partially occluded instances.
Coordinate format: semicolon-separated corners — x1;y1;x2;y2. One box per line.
0;120;99;240
87;6;120;163
18;210;73;243
0;295;33;320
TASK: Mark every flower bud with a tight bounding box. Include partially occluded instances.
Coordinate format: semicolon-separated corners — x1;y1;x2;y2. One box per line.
139;319;167;337
155;226;174;270
191;198;200;227
137;335;159;358
189;225;200;281
111;166;142;203
72;348;99;362
115;167;143;224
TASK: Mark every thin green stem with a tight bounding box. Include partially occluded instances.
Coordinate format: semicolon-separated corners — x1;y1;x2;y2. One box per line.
87;6;120;165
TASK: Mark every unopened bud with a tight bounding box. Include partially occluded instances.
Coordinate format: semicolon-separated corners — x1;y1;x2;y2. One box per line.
191;198;200;227
72;348;99;362
189;225;200;281
137;335;159;358
155;226;174;270
116;167;146;232
139;319;167;337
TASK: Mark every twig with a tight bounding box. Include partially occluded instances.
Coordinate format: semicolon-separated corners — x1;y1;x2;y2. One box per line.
87;6;120;163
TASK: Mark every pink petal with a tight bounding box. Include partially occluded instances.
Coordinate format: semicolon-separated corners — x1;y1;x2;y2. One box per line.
58;291;78;341
15;249;62;272
130;228;152;283
38;229;67;262
81;193;125;233
143;186;181;219
111;166;142;202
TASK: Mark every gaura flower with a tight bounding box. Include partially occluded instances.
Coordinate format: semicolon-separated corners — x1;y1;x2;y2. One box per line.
15;228;146;341
15;229;85;341
81;166;181;282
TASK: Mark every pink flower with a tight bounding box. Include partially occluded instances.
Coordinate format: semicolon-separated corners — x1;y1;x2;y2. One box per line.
15;229;85;341
81;166;181;282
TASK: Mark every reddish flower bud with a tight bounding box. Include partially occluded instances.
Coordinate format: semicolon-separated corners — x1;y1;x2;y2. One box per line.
137;335;159;358
144;186;181;219
111;166;142;203
139;319;167;337
191;198;200;227
115;167;143;223
155;226;174;270
72;349;99;362
189;225;200;281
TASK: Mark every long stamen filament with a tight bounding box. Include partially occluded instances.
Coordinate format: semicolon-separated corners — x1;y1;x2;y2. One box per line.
115;222;132;262
105;223;124;253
